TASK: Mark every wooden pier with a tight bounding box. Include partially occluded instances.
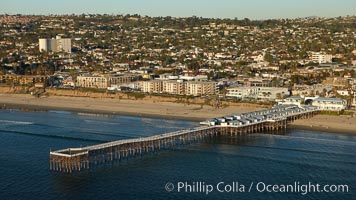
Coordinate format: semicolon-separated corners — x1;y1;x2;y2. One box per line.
50;105;319;173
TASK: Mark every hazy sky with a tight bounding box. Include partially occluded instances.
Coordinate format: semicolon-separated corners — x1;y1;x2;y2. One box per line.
1;0;355;19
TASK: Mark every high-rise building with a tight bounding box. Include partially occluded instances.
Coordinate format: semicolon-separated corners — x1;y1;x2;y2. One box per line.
39;36;71;53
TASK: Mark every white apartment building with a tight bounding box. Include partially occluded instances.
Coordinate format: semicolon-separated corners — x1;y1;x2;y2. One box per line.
226;87;254;99
141;80;218;96
163;80;185;95
141;80;163;93
39;36;71;53
186;81;218;96
39;38;56;52
76;75;135;89
77;76;108;88
312;97;347;111
226;87;289;101
311;52;332;64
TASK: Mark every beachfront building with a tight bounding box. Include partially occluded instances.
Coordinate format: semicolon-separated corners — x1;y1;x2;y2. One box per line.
163;80;185;95
141;80;218;96
277;96;348;111
186;81;218;96
141;80;163;93
278;96;304;107
0;74;48;86
226;87;253;99
76;74;136;89
226;87;289;101
76;76;108;89
312;97;347;111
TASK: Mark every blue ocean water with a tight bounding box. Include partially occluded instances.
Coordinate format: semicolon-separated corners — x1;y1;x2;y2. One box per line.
0;109;355;200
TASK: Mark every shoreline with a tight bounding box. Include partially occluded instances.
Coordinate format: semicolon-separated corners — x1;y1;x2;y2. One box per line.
0;103;204;122
0;93;355;134
2;104;355;135
288;124;355;135
0;93;265;122
290;114;356;134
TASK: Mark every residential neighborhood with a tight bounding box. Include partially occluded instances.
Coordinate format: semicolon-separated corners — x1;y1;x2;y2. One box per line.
0;14;355;110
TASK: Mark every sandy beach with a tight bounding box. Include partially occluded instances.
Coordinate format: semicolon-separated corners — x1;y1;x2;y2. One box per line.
0;93;355;133
291;115;356;134
0;93;264;121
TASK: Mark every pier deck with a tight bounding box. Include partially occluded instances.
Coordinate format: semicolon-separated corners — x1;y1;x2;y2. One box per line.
50;105;319;173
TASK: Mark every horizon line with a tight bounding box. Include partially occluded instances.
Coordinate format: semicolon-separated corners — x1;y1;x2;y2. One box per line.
1;13;355;21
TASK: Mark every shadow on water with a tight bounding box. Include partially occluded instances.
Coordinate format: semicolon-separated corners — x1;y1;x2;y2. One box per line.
50;131;288;178
43;128;356;200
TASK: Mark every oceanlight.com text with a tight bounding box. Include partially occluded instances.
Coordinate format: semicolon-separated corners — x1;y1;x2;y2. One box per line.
165;181;349;195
